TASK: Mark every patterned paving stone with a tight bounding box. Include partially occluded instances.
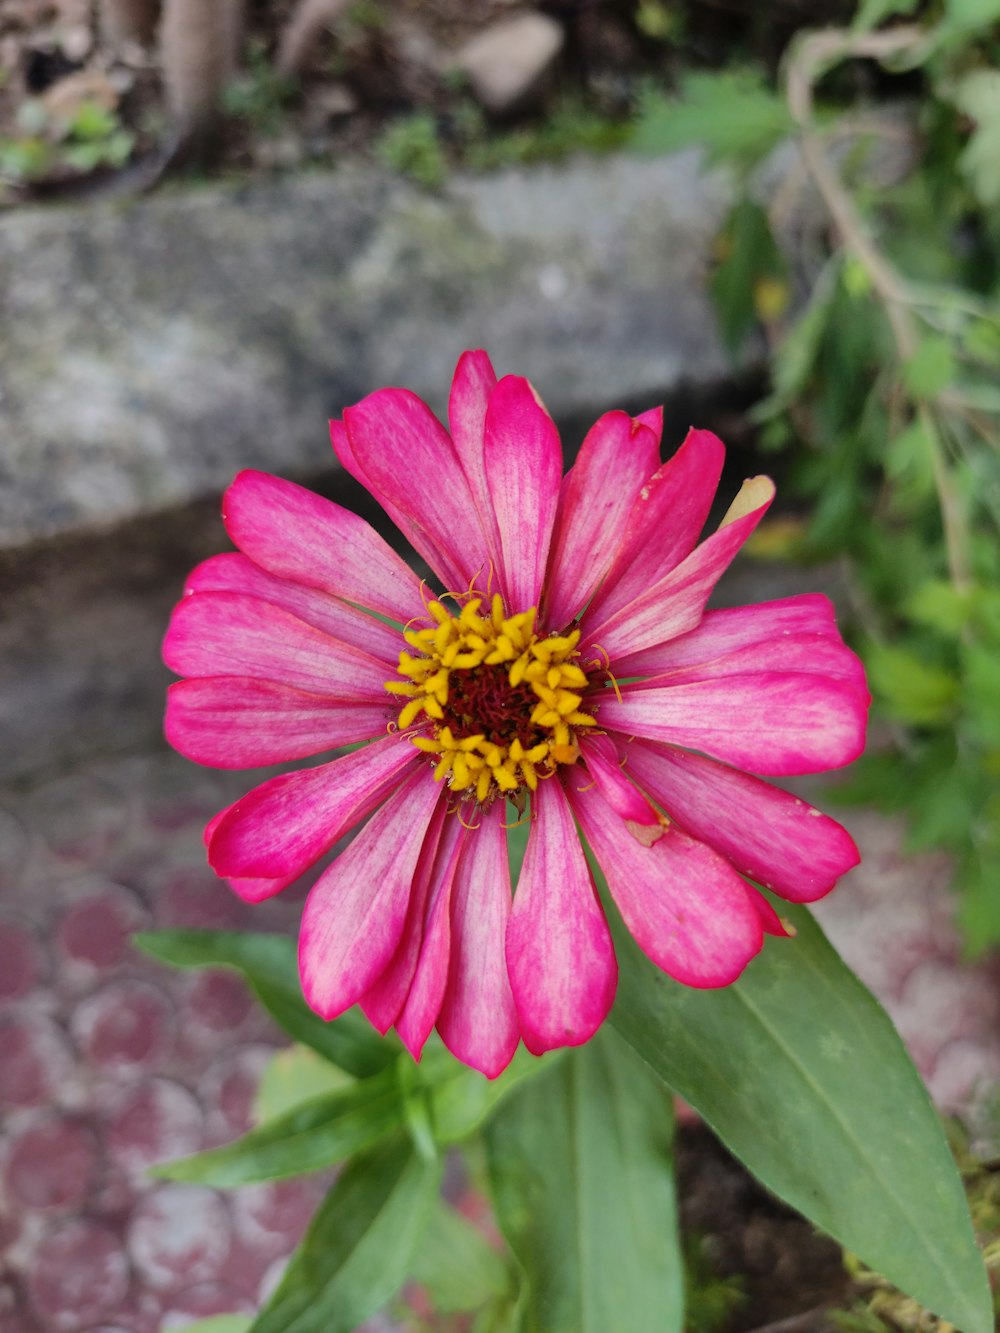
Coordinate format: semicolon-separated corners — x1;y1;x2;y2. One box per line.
0;753;310;1331
813;806;1000;1131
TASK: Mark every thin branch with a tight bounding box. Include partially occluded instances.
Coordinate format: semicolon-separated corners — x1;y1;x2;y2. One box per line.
784;25;972;591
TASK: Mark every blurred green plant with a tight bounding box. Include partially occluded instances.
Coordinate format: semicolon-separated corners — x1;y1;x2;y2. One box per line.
459;96;630;173
635;0;681;43
633;0;1000;953
373;96;629;189
222;39;296;138
683;1237;746;1332
374;110;448;188
0;95;134;184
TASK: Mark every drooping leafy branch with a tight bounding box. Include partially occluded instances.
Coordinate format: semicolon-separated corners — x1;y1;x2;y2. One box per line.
636;0;1000;951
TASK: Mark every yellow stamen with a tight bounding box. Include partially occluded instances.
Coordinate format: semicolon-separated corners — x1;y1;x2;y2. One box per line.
386;593;597;806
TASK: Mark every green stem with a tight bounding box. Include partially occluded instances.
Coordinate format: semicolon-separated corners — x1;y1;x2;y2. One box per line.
783;24;971;592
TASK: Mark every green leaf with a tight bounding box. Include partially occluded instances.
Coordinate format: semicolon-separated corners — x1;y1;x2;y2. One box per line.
902;336;957;398
631;70;794;170
251;1137;441;1333
427;1041;557;1144
956;848;1000;954
0;135;52;181
941;0;1000;37
485;1027;683;1333
961;315;1000;365
951;69;1000;209
709;199;788;355
68;101;118;142
884;417;938;511
963;642;1000;744
153;1070;404;1187
904;579;973;638
254;1044;355;1124
752;255;842;421
609;903;992;1333
410;1199;513;1315
134;930;393;1078
852;0;920;31
375;111;447;189
865;641;958;724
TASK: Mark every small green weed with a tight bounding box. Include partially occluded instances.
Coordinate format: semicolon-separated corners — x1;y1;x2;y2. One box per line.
222;40;295;137
0;96;134;183
374;111;446;189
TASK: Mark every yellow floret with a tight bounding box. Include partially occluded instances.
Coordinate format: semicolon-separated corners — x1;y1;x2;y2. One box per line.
387;595;594;804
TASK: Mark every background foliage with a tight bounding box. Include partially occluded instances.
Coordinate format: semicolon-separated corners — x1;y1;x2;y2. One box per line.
634;0;1000;954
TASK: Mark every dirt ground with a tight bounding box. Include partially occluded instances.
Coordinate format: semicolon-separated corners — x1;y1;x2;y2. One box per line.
0;0;851;203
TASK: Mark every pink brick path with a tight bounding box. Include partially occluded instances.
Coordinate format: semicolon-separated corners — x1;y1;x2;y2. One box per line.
0;755;325;1331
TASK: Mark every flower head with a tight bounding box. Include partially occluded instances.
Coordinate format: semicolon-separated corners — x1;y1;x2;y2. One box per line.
163;350;869;1076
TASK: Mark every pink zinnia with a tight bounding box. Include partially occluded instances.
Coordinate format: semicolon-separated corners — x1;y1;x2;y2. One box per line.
163;350;869;1077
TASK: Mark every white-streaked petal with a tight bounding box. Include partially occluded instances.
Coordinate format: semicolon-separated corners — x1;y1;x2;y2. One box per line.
298;770;442;1019
506;778;617;1055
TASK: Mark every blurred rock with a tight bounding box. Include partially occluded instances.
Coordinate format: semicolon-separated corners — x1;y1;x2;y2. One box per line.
306;80;358;123
57;24;93;62
0;152;744;557
453;11;564;113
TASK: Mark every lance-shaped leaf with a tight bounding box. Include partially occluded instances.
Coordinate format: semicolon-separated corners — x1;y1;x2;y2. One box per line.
153;1066;404;1187
409;1199;515;1316
424;1040;559;1145
135;929;392;1078
485;1027;683;1333
609;901;992;1333
251;1137;441;1333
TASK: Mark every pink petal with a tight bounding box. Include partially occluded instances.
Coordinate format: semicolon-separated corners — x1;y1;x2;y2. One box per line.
568;779;764;987
223;470;420;623
598;671;869;776
747;890;794;937
484;376;562;612
581;478;775;662
438;802;520;1078
359;800;455;1033
203;805;229;847
395;816;466;1061
624;631;867;693
164;592;391;700
577;733;662;831
338;388;486;592
165;678;389;768
618;739;860;901
207;734;420;879
585;428;726;627
448;349;501;560
185;554;401;665
299;769;443;1019
205;795;331;902
225;869;300;904
506;779;617;1055
610;594;842;677
635;405;664;443
544;411;661;631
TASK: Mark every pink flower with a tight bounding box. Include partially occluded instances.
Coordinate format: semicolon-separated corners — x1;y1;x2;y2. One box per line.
163;350;869;1077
